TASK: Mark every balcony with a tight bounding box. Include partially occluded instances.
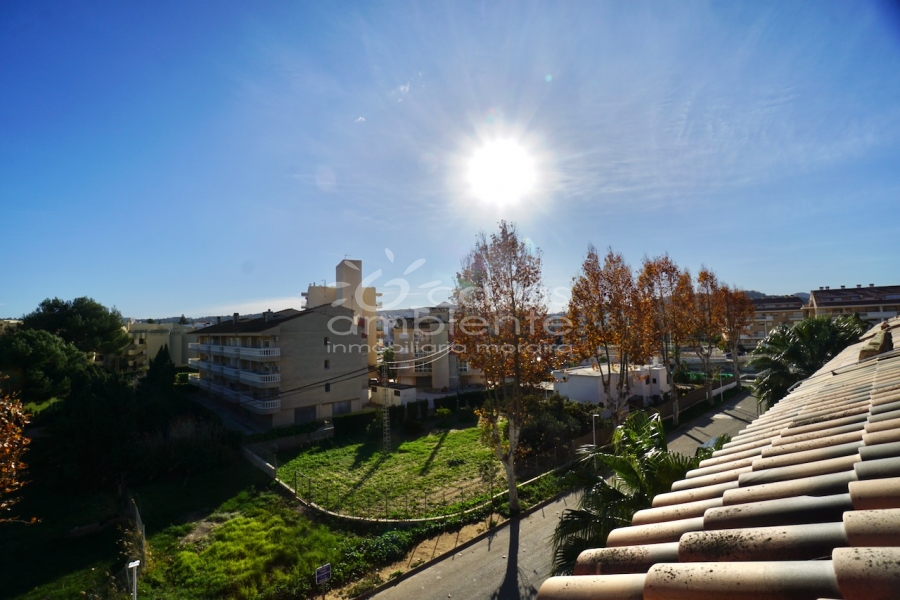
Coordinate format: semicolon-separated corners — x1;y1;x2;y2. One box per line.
209;344;225;355
864;311;898;320
224;346;242;356
209;382;224;395
240;371;281;387
239;395;281;414
222;366;241;379
210;364;224;374
188;342;201;351
127;345;145;356
222;388;240;403
240;347;281;360
188;358;205;370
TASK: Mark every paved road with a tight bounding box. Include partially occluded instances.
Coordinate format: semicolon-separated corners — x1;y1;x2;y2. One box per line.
373;390;759;600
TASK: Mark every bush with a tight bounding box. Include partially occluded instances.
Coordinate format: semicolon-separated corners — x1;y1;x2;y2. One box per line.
435;407;452;419
457;407;477;424
408;399;429;420
402;419;425;436
332;410;379;439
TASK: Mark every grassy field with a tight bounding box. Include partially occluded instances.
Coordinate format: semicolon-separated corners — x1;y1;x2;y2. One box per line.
137;462;355;600
277;425;501;519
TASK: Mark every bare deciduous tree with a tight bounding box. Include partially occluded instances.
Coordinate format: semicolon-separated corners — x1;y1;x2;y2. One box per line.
453;221;550;514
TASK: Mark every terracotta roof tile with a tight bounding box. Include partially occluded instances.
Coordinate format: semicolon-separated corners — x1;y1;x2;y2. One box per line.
537;317;900;600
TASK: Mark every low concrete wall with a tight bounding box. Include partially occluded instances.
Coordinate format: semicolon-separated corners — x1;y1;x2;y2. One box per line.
241;447;275;478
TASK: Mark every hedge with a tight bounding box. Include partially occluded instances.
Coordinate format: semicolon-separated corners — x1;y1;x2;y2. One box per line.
333;410;380;438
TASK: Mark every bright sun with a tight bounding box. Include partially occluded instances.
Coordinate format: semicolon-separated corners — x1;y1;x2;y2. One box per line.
467;140;536;205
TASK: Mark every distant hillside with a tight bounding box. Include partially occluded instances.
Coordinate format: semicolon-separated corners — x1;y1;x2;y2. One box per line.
793;292;810;302
744;290;767;299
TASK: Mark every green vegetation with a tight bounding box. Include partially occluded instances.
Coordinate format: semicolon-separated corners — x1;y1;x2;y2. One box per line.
750;315;867;411
21;296;130;356
551;412;728;575
278;425;497;519
0;329;91;402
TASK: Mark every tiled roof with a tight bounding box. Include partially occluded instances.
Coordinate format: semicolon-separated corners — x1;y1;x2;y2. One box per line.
191;305;338;335
538;317;900;600
810;284;900;306
751;295;804;308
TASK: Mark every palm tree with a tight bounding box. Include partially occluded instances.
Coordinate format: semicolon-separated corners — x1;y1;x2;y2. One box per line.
749;315;867;412
550;412;725;575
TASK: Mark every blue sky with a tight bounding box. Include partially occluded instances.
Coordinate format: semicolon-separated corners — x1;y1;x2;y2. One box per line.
2;1;899;318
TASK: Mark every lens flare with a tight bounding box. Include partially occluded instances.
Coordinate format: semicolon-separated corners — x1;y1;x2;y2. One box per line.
467;140;536;206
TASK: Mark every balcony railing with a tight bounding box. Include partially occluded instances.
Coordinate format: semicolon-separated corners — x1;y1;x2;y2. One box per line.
240;395;281;413
210;364;224;374
240;347;281;359
188;358;205;370
224;346;242;356
209;382;224;395
188;373;200;385
222;388;240;402
188;342;201;351
240;371;281;385
222;366;241;379
209;345;225;354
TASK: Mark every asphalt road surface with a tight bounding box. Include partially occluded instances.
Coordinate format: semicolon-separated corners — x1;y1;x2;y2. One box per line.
373;390;759;600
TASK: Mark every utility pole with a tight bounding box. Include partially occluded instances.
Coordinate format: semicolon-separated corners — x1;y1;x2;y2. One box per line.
382;361;391;453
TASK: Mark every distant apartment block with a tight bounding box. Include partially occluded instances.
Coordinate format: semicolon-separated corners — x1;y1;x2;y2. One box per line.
741;295;805;349
804;283;900;324
189;305;368;430
390;305;485;391
124;321;195;369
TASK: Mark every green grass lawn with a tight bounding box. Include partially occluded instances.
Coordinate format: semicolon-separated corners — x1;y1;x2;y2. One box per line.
136;462;355;600
277;425;499;519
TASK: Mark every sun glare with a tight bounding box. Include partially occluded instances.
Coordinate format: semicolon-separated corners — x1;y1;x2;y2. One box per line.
467;140;536;205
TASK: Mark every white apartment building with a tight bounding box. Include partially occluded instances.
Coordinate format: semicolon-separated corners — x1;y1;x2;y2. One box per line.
189;304;369;430
551;362;670;407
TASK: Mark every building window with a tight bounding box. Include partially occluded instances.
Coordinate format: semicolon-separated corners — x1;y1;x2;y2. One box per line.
325;383;331;392
652;378;657;384
324;360;331;369
394;390;401;397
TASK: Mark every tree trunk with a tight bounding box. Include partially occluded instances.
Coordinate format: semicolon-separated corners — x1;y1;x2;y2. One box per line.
501;455;520;514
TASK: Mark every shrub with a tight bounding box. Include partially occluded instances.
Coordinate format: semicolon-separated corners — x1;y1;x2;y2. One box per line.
332;411;379;439
402;419;424;436
457;407;477;423
435;407;452;419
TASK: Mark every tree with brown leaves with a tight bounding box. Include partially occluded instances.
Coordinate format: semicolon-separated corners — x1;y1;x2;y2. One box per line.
569;246;652;425
688;268;724;405
638;255;692;425
719;286;755;390
453;221;551;515
1;380;33;525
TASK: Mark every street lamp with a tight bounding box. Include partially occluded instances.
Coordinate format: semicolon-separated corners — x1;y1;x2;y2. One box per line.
592;414;600;447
